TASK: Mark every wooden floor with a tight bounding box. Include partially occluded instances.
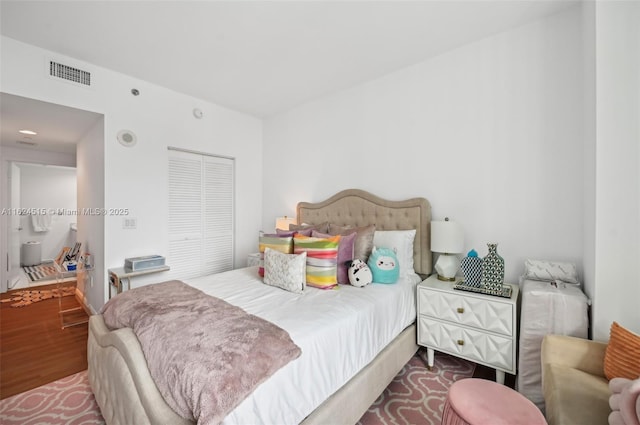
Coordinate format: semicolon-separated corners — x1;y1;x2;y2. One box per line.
0;281;88;399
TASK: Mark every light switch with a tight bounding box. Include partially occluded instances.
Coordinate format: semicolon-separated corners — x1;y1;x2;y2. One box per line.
123;218;137;229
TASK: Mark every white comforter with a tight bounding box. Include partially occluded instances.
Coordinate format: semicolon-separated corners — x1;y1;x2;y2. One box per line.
185;266;420;425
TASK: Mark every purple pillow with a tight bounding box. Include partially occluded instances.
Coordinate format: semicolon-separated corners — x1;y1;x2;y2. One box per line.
312;230;356;285
289;222;330;234
276;228;313;237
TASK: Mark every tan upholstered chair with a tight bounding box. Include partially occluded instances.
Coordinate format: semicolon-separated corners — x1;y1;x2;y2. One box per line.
541;334;610;425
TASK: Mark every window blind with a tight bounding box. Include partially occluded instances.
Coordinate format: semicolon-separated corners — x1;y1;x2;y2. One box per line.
168;149;234;279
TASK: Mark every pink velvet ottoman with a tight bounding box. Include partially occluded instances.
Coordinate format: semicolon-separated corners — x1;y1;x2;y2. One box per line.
442;378;547;425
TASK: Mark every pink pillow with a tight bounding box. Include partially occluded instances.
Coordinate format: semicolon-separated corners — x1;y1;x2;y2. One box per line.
312;230;356;285
609;377;640;425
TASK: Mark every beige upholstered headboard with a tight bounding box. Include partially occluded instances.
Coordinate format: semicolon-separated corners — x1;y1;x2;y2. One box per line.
296;189;432;276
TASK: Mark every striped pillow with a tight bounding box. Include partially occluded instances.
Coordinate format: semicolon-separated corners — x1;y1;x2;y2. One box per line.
258;234;293;277
312;230;356;285
604;322;640;380
294;234;340;289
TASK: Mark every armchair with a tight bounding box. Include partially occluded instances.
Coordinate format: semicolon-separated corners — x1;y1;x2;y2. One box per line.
541;334;610;425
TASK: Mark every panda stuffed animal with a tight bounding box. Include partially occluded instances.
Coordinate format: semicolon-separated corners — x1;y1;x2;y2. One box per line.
348;259;373;287
367;246;399;284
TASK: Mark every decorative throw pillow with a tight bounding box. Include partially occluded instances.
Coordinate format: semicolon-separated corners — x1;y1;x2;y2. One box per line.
263;248;306;294
608;377;640;425
523;259;580;285
328;224;375;262
604;322;640;380
293;234;340;290
289;222;330;234
373;229;416;277
276;228;312;237
258;234;294;277
367;246;400;284
312;230;356;285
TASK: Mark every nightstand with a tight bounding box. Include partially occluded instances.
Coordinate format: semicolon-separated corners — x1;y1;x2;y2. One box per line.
417;274;519;384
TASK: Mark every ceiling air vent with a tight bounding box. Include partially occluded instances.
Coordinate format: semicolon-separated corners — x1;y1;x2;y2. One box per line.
49;61;91;86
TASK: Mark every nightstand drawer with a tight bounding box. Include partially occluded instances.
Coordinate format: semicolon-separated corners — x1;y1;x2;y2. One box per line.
418;317;514;372
418;287;514;337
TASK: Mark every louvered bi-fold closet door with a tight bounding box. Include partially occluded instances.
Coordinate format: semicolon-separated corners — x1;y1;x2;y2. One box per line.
168;149;234;279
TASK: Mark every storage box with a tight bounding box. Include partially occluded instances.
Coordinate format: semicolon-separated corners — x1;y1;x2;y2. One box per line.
124;255;165;271
517;279;589;411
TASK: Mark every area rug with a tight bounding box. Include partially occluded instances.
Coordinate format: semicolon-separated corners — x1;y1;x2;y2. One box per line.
357;351;476;425
0;286;75;308
23;263;58;282
0;371;104;425
0;351;474;424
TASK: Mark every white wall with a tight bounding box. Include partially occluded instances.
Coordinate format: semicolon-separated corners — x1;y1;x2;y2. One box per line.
76;118;105;314
591;1;640;340
0;146;76;168
1;36;263;312
18;163;77;262
581;0;597;337
263;7;584;285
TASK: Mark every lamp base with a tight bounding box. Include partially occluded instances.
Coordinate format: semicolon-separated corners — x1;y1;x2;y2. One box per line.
434;253;459;282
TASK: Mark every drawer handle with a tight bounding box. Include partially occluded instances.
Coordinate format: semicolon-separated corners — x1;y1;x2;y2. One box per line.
457;339;465;346
456;307;464;314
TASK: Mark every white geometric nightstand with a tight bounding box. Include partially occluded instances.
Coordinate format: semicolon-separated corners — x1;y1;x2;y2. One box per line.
417;274;519;384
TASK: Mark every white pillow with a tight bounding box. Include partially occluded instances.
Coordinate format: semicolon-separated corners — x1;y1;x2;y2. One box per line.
373;230;416;277
523;259;579;285
263;248;307;293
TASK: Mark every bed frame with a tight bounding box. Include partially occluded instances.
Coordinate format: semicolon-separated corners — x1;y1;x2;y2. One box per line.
88;189;431;425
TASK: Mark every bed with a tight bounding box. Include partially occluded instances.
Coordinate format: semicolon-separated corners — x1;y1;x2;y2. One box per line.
88;188;432;425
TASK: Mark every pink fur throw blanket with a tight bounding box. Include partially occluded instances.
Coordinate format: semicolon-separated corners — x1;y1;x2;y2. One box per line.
101;280;301;425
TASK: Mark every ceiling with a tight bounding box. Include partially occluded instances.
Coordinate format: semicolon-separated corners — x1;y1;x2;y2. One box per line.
0;0;578;119
0;93;102;154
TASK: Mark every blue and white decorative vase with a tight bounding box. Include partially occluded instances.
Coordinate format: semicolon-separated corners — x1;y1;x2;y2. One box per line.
481;243;504;291
461;249;483;287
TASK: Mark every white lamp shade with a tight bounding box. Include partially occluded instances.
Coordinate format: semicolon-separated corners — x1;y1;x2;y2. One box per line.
275;216;296;231
431;220;464;254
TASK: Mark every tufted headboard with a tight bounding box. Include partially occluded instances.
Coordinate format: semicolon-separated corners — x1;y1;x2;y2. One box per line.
296;189;432;276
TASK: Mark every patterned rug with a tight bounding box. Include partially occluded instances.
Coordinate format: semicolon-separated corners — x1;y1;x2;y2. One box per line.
0;351;474;424
358;351;476;424
0;371;104;425
23;263;58;282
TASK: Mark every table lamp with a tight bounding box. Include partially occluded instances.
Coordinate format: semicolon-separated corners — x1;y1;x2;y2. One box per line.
431;217;464;281
275;216;296;231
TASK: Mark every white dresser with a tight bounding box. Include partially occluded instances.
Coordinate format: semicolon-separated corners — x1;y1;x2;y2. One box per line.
417;274;519;384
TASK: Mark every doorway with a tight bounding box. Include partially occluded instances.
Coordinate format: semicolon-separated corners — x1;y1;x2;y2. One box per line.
0;92;103;294
6;162;78;290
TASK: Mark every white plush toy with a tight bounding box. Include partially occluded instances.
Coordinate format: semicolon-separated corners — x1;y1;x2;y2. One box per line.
348;259;373;287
